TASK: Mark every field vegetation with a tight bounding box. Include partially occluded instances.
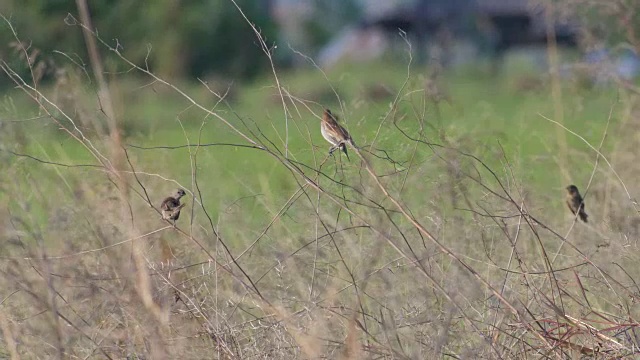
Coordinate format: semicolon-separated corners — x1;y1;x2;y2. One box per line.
1;1;640;359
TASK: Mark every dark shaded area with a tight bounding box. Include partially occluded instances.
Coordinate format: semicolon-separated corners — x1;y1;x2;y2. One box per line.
0;0;277;86
361;0;579;67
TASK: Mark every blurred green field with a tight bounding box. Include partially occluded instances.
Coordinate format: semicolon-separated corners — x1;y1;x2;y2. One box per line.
3;59;620;223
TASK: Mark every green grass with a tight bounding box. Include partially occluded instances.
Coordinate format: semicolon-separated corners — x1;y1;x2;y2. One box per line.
1;59;624;243
3;58;640;358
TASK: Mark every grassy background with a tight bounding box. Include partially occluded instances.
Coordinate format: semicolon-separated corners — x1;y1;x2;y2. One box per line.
2;51;640;358
5;58;619;215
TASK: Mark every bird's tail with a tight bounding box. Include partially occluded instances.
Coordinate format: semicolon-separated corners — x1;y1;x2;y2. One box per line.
340;143;350;161
579;211;588;223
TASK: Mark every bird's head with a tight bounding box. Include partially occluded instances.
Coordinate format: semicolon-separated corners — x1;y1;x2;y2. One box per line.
323;108;336;122
566;185;578;194
175;189;186;199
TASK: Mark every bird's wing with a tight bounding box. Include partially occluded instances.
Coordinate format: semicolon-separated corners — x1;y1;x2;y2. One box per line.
167;203;185;218
160;198;171;211
323;110;351;141
161;197;178;211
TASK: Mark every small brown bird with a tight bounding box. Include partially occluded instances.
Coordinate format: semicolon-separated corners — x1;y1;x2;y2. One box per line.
321;108;353;160
566;185;588;223
161;189;186;225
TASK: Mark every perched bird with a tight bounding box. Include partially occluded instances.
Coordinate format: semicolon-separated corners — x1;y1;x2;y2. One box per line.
320;108;353;160
161;189;186;226
566;185;588;223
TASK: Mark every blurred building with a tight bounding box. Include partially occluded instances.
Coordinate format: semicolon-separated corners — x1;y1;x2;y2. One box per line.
268;0;424;65
316;0;580;69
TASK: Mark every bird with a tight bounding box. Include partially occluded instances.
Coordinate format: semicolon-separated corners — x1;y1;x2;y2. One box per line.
320;108;353;160
160;189;186;226
566;185;588;223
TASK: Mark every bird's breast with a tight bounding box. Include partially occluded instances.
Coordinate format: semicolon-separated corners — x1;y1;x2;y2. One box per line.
321;124;339;145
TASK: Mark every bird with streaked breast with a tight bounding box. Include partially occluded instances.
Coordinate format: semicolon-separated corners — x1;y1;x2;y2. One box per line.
161;188;186;226
320;108;354;161
566;185;588;223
